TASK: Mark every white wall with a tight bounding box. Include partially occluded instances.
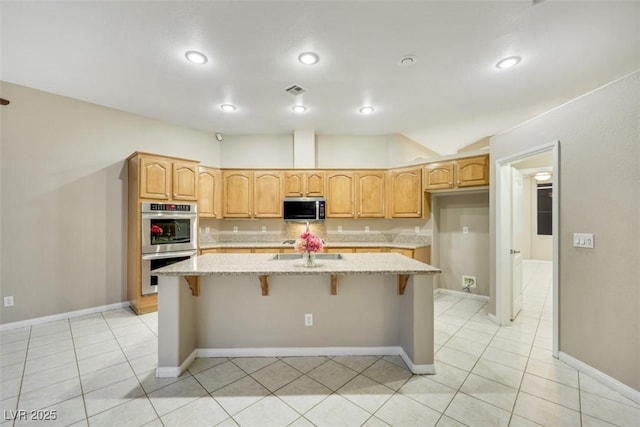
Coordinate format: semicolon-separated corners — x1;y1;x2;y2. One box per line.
220;135;293;168
0;82;221;323
316;135;390;168
489;72;640;390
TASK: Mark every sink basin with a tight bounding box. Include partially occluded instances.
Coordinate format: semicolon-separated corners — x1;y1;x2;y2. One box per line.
270;253;345;261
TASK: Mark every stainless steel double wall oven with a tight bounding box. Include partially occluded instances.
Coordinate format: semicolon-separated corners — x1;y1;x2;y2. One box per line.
140;202;197;295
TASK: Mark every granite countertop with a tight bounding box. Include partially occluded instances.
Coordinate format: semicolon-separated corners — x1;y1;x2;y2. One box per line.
199;240;430;250
153;252;441;276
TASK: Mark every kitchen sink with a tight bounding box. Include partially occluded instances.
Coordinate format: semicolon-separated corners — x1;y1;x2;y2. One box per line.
269;253;345;261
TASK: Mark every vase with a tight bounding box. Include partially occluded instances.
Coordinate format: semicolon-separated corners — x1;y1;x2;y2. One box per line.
302;251;316;267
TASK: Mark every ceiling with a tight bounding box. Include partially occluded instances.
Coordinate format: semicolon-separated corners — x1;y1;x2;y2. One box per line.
2;1;639;155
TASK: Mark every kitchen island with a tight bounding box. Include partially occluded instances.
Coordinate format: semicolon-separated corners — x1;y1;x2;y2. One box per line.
153;252;441;377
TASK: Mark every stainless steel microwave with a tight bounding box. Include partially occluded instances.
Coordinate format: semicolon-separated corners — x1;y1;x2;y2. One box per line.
283;197;326;221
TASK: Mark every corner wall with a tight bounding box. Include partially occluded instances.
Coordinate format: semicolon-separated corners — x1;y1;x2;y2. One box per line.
489;72;640;390
0;82;221;324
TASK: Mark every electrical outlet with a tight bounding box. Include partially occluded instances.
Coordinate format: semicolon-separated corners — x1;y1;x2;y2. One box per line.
337;225;343;233
205;226;210;234
304;313;313;326
233;226;238;233
261;226;267;233
463;226;469;235
462;275;476;289
364;226;370;233
4;296;14;307
414;226;420;234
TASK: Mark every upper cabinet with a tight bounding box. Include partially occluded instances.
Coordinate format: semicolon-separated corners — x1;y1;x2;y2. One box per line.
284;171;325;197
388;167;423;218
326;171;386;218
198;167;222;218
424;155;489;191
222;170;284;218
134;153;198;201
456;155;489;187
326;171;355;217
356;171;386;218
253;171;284;218
222;171;253;218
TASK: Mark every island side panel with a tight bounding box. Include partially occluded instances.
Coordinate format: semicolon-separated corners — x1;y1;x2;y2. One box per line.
196;274;402;349
400;274;435;373
157;275;198;376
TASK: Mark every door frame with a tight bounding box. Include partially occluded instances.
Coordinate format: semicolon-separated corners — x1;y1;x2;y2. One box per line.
495;140;560;357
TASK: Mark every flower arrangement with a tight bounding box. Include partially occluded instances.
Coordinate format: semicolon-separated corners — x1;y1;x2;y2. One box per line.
151;225;163;235
294;231;324;254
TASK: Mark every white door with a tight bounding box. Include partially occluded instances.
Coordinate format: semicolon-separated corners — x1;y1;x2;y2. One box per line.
511;167;524;320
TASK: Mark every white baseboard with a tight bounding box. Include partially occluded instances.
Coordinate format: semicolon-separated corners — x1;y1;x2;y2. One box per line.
435;287;490;302
0;301;131;332
194;346;434;375
156;349;198;378
487;312;498;325
559;351;640;405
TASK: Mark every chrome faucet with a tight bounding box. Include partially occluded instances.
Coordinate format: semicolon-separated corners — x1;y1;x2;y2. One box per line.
305;221;310;232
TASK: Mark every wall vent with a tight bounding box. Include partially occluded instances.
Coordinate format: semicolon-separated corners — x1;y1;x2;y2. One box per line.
285;84;306;96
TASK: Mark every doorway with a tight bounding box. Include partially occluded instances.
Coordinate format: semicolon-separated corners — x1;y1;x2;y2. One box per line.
495;141;559;358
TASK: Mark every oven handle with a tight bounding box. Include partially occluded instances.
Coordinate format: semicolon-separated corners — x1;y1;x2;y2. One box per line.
142;250;197;261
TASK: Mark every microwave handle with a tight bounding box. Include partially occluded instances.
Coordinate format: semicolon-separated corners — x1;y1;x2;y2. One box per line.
316;200;319;219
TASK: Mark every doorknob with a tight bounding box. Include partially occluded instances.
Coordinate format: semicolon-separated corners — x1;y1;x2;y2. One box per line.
510;249;521;254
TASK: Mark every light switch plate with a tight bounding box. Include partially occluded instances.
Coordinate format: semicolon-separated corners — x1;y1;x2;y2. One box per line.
573;233;594;248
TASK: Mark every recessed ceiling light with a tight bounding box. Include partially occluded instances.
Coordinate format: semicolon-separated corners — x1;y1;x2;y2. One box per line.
359;105;375;114
399;55;417;66
298;52;319;65
496;56;521;69
185;50;208;65
220;104;236;112
292;105;307;113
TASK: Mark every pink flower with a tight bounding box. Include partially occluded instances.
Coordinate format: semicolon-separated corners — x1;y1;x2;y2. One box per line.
294;231;324;253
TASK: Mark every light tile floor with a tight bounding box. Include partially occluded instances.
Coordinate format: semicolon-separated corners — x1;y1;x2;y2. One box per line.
1;261;639;426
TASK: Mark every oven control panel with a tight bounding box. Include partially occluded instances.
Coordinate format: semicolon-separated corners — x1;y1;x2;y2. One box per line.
142;203;197;213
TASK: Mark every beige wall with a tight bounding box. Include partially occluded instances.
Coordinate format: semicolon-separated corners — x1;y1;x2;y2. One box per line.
433;192;490;296
0;82;221;324
489;72;640;390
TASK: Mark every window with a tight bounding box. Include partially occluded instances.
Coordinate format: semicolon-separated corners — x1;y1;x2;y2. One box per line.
537;184;553;235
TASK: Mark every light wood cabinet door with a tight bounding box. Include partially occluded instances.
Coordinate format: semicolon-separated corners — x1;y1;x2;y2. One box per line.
326;172;355;217
254;171;283;218
223;171;253;218
305;171;325;197
198;167;222;217
200;248;221;255
284;171;325;197
172;161;198;200
354;247;383;253
388;248;415;258
456;155;489;187
424;162;455;190
388;167;423;218
284;171;305;197
139;156;171;200
356;171;386;218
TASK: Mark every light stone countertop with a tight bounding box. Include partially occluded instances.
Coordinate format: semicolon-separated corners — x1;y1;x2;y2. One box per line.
199;241;430;250
153;252;441;276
